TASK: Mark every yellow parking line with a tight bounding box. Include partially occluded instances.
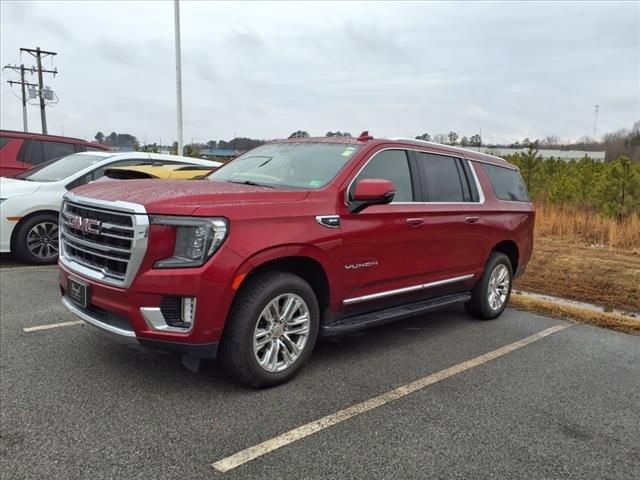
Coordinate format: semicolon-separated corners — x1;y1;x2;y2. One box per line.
23;320;84;332
212;323;571;473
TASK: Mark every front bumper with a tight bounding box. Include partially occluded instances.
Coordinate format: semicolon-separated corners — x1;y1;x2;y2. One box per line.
0;211;17;252
58;243;244;358
61;295;219;358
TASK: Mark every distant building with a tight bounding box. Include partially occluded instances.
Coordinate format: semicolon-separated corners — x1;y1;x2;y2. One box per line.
465;146;605;161
200;148;245;162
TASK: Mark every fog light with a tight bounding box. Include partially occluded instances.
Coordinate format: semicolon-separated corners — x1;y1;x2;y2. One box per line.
181;297;197;327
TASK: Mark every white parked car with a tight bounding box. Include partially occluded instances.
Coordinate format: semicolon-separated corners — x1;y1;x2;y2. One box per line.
0;152;221;264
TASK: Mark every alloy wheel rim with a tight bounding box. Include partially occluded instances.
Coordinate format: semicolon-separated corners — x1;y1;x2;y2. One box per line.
26;222;59;259
253;293;311;373
487;264;510;311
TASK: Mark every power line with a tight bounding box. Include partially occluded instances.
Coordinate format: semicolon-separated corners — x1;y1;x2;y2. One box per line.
3;64;38;132
20;47;58;134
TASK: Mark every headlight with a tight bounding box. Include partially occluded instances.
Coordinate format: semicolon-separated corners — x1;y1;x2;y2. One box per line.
150;216;228;268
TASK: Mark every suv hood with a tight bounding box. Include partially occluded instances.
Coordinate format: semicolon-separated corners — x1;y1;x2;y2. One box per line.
71;179;309;214
0;177;43;198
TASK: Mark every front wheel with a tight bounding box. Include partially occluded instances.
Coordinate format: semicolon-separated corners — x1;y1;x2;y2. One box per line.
218;271;319;387
465;252;513;320
13;213;60;265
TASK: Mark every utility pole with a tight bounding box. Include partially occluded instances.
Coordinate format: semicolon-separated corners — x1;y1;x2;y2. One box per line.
174;0;184;156
20;47;58;135
3;64;37;132
593;104;600;139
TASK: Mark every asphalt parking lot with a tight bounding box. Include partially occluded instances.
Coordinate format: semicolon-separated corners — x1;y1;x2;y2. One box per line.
1;256;639;480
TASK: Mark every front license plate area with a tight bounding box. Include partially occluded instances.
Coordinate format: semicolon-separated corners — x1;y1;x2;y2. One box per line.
67;277;89;308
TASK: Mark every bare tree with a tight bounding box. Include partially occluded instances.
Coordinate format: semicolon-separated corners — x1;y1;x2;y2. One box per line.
433;133;448;144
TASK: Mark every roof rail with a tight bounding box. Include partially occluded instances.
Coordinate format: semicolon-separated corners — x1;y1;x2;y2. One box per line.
0;128;88;143
390;137;503;161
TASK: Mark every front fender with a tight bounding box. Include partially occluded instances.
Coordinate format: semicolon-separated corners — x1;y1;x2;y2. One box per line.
229;243;342;310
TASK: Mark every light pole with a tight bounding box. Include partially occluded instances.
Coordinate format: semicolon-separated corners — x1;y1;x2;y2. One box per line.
593;105;599;139
174;0;184;156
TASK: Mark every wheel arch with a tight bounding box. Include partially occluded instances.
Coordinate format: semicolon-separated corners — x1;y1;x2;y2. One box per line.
490;240;519;273
10;209;60;250
234;244;338;317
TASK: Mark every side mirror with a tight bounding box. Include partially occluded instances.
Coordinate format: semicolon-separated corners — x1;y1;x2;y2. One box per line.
349;178;396;213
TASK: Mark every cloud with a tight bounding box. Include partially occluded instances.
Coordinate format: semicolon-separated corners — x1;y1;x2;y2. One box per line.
0;1;637;144
95;38;141;66
227;28;264;50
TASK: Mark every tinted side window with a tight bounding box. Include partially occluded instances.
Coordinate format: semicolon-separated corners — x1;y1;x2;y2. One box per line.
351;150;414;202
461;160;480;202
0;136;11;150
417;153;465;202
483;164;530;202
42;141;76;162
19;140;44;165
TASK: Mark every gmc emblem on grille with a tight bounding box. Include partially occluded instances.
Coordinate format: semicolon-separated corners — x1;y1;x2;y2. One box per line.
68;215;101;234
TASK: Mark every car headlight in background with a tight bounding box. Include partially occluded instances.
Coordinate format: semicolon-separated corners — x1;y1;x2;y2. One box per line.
150;216;228;268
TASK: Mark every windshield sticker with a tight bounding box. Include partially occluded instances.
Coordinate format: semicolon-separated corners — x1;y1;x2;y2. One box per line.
342;147;356;157
309;180;323;187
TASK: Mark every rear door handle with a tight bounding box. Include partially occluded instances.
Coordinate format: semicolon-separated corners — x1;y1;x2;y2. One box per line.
406;217;425;226
465;216;480;224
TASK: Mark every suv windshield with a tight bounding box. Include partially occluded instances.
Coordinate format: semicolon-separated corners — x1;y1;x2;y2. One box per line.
14;153;109;182
208;142;360;189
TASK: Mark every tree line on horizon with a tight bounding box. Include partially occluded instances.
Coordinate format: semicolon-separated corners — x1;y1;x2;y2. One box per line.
93;122;638;162
506;144;640;219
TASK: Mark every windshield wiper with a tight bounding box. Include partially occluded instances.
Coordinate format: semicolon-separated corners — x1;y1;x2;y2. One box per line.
227;180;274;188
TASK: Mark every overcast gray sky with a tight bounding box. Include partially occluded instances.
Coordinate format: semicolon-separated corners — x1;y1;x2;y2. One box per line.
1;1;638;145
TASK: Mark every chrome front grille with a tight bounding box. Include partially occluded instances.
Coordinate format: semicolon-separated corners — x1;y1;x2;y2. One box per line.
59;194;149;287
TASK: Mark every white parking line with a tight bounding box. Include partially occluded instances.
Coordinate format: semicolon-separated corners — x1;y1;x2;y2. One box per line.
23;320;84;332
212;323;571;473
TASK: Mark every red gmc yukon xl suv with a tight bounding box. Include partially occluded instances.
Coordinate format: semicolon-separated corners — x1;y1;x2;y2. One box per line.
59;134;534;386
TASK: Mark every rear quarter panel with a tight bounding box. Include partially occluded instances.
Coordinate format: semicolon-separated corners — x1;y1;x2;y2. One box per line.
473;161;535;272
0;138;28;177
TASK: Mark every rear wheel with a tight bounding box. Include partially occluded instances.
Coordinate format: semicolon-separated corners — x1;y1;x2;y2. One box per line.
465;252;513;320
219;271;319;387
13;213;60;265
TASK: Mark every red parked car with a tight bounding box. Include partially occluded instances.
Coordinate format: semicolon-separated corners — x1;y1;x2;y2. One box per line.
58;134;534;386
0;130;110;177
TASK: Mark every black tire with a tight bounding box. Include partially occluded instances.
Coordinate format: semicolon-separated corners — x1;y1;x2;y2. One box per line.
13;213;60;265
218;271;320;387
465;252;513;320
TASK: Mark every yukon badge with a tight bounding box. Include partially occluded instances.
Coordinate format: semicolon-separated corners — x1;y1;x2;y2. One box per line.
344;260;379;270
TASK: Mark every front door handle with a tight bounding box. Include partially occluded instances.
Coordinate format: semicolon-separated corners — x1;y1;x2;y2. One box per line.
465;216;480;224
406;217;425;226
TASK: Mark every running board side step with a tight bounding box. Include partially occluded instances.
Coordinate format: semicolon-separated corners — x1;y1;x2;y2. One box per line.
321;292;471;336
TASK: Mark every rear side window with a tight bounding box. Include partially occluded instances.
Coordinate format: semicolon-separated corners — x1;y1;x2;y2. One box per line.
351;150;414;202
0;136;11;149
483;164;530;202
18;140;75;165
417;153;466;202
19;140;44;165
42;141;76;162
